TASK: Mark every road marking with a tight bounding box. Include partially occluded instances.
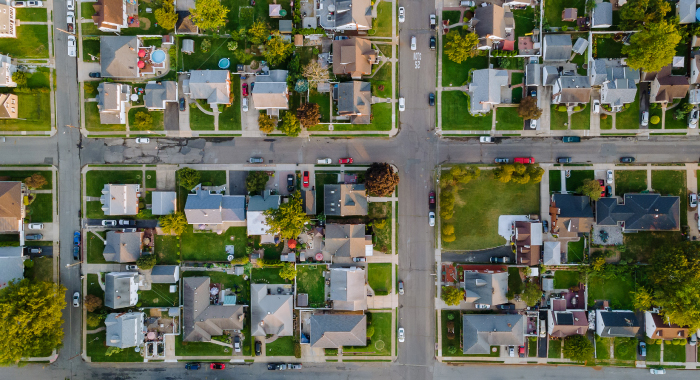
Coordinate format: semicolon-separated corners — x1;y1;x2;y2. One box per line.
414;52;421;69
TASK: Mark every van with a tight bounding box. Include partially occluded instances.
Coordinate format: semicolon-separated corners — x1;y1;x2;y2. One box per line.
410;36;416;51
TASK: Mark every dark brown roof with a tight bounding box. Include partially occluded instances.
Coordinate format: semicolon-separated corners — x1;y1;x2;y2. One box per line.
92;0;123;30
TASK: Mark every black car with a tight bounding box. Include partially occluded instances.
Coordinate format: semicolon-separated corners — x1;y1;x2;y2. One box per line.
497;303;515;310
255;340;262;356
287;174;294;192
428;92;435;106
429;36;436;50
620;157;635;163
73;246;80;260
557;157;572;163
88;72;101;78
185;363;201;370
543;220;549;233
179;98;186;111
268;363;287;370
25;234;43;241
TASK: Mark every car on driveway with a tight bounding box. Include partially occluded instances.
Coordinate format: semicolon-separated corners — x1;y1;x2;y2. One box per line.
593;99;600;114
352;257;366;262
519;346;525;358
338;157;353;164
475;303;490;309
210;363;225;370
135;137;150;144
72;292;80;307
606;185;612;197
428;92;435;106
620;157;635;163
498;303;515;310
185;363;201;370
514;157;535;164
690;193;698;208
179;98;186;111
234;336;241;353
689;109;699;128
242;97;248;112
598;179;605;197
490;256;510;263
249;157;264;163
303;171;309;187
542;220;548;233
73;246;80;260
429;212;435;226
398;327;405;342
26;234;43;240
242;83;249;97
88;72;101;78
67;35;77;57
638;341;647;357
119;219;135;226
641;111;649;127
102;220;117;227
607;170;613;184
255;340;262;356
28;223;43;230
509;346;515;357
73;231;81;245
429;36;436;50
494;158;509;164
690;333;697;346
28;247;42;254
398;6;405;22
287;174;294;192
398;280;404;295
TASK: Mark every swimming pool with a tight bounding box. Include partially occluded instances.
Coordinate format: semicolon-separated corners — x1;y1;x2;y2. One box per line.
151;50;166;64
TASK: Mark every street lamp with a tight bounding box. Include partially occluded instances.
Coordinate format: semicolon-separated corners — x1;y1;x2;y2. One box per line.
65;261;82;268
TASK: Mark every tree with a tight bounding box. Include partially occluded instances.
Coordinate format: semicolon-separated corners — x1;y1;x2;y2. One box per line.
441;286;465;306
24;173;47;189
366;325;375;338
258;114;277;134
592;256;606;272
493;164;515;183
578;178;602;201
11;71;27;88
521;281;541;307
443;31;479;64
159;212;189;235
441;166;480;188
518;96;542;120
84;294;102;312
132;111;153;130
302;61;330;89
619;0;671;29
264;192;310;239
86;312;102;329
296;103;320;128
154;0;178;31
189;0;229;31
105;346;124;356
136;253;157;270
650;115;660;125
623;21;681;73
246;171;270;194
648;244;700;330
0;279;66;364
227;41;238;51
442;224;455;236
632;287;653;311
264;33;294;66
178;168;201;191
442;234;456;243
248;20;270;45
230;256;250;265
278;112;301;137
526;165;545;184
366;162;400;196
279;263;297;281
440;191;455;220
563;335;594;363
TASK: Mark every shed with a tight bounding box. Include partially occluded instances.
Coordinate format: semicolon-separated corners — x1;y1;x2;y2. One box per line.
294;34;304;46
182;39;194;54
279;20;293;34
297;293;308;307
572;38;588;55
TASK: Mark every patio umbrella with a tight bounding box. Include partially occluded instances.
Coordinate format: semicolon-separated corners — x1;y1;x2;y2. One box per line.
288;239;297;249
138;49;146;58
137;60;145;69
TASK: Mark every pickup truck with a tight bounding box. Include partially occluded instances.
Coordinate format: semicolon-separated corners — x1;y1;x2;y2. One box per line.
66;11;75;33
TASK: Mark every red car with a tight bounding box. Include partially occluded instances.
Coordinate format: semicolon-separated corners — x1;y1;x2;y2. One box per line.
242;83;249;97
338;157;353;164
514;157;535;164
598;179;605;197
303;171;309;188
210;363;225;370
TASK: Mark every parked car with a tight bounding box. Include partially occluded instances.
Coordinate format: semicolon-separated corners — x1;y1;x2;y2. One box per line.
518;346;525;358
66;0;74;10
690;193;698;208
102;220;117;227
429;36;436;50
514;157;535;164
135;137;150;144
690;333;697;346
475;303;490;309
11;1;26;6
25;234;43;240
67;35;76;57
317;158;332;164
184;363;201;370
689;109;699;128
429;14;436;29
88;72;101;78
607;170;613;184
249;157;264;163
27;247;42;254
638;341;647;357
490;256;510;264
542;220;549;233
287;174;294;192
598;179;606;197
268;363;287;370
73;231;81;245
539;320;546;337
494;158;509;164
352;257;366;262
509;346;515;357
338;157;353;164
398;6;405;23
410;36;416;51
29;0;43;6
233;336;241;353
398;327;405;343
398;280;404;295
255;340;262;356
242;97;248;112
428;92;435;106
429;191;436;210
479;136;494;143
620;157;635;163
66;11;75;33
649;368;666;375
593;99;600;114
289;364;302;370
606;185;612;197
429;212;435;227
28;223;43;230
398;97;405;111
641;111;649;127
562;136;580;143
529;119;537;129
73;246;80;260
126;265;138;270
72;292;80;307
497;303;515;310
242;83;249;97
303;171;309;187
179;98;186;111
210;363;225;370
557;157;572;163
119;219;135;226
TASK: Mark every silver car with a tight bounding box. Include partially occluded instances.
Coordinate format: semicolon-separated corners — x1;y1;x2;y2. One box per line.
398;280;404;295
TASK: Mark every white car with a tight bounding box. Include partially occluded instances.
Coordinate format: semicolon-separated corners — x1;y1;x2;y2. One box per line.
690;193;698;208
474;303;490;309
317;158;332;164
242;97;248;112
125;265;138;271
398;6;405;23
28;223;44;230
508;346;514;357
690;333;697;346
102;220;117;227
410;36;416;51
398;327;405;343
606;170;613;184
688;109;699;128
479;136;493;143
649;369;666;375
398;97;405;112
429;211;435;226
530;119;537;129
641;111;649;127
66;0;74;10
72;292;80;307
67;35;76;57
593;99;600;114
135;137;150;144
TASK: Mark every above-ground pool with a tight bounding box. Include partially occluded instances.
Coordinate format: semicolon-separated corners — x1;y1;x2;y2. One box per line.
218;58;231;69
151;50;166;64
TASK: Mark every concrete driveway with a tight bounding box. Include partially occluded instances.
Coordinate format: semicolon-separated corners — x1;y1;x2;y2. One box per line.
441;245;513;264
228;170;248;195
164;102;179;131
639;82;650;129
241;76;259;133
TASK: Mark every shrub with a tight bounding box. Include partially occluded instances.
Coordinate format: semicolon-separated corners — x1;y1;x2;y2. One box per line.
561;25;568;31
442;224;455;236
86;313;102;329
601;114;608;120
447;345;457;355
558;106;567;112
136;254;157;270
442;234;456;243
201;39;211;53
573;106;581;112
650;115;660;124
23;259;34;268
447;312;455;321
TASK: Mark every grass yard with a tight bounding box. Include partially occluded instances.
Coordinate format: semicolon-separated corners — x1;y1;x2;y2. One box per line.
614;337;637;361
251;267;287;284
624;231;684;263
566;170;594;194
646;340;661;361
252;238;284;261
512;8;535;38
442;40;489;87
145;170;156;188
0;92;52;131
368;263;392;295
309;90;331;123
198;170;227;186
588;269;638;309
84;83;99;100
368;202;392;253
180;226;247;261
595;37;625;59
664;110;689;129
27;193;52;223
182;270;250;304
442;170;539;250
82;39;100;62
266;335;295;356
85;200;106;219
87;330;144;362
548;339;562;359
507;267;523;295
155;235;180;265
495;107;523;130
614;170;647;194
662;342;687;362
567;238;585;263
344;312;391;356
86;231;107;264
179;37;244;71
0;170;52;189
310;103;392;131
549;169;562;192
174;334;232;356
614;92;641;129
442;11;461;25
128;108;164;131
371;62;392;99
441;91;492;130
544;0;585;27
138;283;179;307
16;7;48;21
189;103;216;130
570;108;591;130
219;76;242;130
0;24;48;58
25;256;52;283
296;265;326;308
87;273;104;299
441;310;461;356
550;106;569;130
570;49;587;75
651;170;687;226
84;102;125;131
595;336;611;360
600;114;613;129
553;270;580;289
528;337;537;357
85;170;143;197
372;1;393;37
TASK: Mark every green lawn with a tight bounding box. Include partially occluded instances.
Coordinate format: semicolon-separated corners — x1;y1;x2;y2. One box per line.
82;38;100;62
544;0;585;27
85;170;143;197
25;256;52;283
180;226;247;261
550;105;569;130
84;102;125;131
600;114;613;129
252;237;284;261
372;1;393;37
368;263;392;295
128;108;164;131
309;90;331;123
664;109;689;129
614;91;640;129
81;0;169;36
595;37;625;59
571;49;587;75
495;107;523;130
138;283;178;307
27;193;52;223
344;312;391;356
528;337;537;357
87;273;104;299
442;169;539;250
549;169;562;192
623;231;684;263
87;330;144;362
442;42;489;87
614;170;647;194
570;108;591;130
189;103;216;130
155;235;180;265
566;170;594;194
251;267;287;284
508;267;523;295
371;62;392;99
441;91;492;130
179;37;245;71
663;341;686;362
85;200;106;219
16;7;48;21
441;310;462;356
0;24;49;58
219;76;242;130
553;270;580;289
567;238;585;263
296;265;326;308
182;270;250;305
0;92;52;131
595;336;611;360
442;10;461;25
0;170;52;189
588;269;638;309
174;333;232;356
145;170;156;188
198;170;227;186
368;202;392;253
513;8;535;38
266;335;295;356
614;337;637;361
86;231;107;264
548;339;562;359
651;170;687;226
646;340;661;362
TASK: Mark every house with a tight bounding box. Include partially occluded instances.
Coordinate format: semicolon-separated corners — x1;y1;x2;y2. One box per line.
462;314;525;354
309;314;367;348
176;12;198;34
185;70;231;105
91;0;128;33
645;311;688;340
302;189;316;215
543;241;561;265
100;183;140;215
96;82;131;124
104;312;146;348
691;55;700;84
467;69;509;114
336;81;371;124
0;181;23;232
0;246;24;288
513;221;542;265
562;8;577;22
100;36;142;78
324;184;368;216
596;194;680;231
549;194;594;238
526;63;541;87
552;76;591;105
469;4;513;50
324;224;373;258
330;267;367;310
184;188;246;225
543;34;572;62
548;303;588;338
318;0;372;32
144;81;178;110
183;277;246;342
332;37;377;79
105;272;139;309
601;77;637;111
591;1;612;28
269;4;283;17
678;0;697;24
542;66;559;86
0;4;16;38
252;70;289;116
596;310;640;337
644;64;689;104
0;93;17;118
250;283;293;337
151;191;176;215
462;270;508;307
246;191;281;238
0;54;17;87
590;60;640;110
572;38;588;55
150;265;180;283
102;231;143;263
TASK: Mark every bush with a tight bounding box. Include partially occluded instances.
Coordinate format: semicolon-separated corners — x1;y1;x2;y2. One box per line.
136;254;157;270
601;114;608;120
442;234;456;243
201;39;211;53
650;115;660;124
86;313;102;329
561;25;568;31
558;106;567;112
447;312;455;321
447;345;457;355
573;106;581;112
23;259;34;268
442;224;455;236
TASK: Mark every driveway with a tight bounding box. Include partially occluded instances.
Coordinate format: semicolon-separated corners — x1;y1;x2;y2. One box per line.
228;170;248;195
441;245;513;263
85;219;158;228
639;82;650;129
164;102;179;131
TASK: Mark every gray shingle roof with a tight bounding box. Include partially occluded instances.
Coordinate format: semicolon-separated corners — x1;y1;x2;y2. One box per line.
543;241;561;265
144;81;177;109
556;76;591;104
543;34;572;62
188;70;230;104
678;0;697;24
602;78;637;107
103;231;143;263
330;268;367;311
324;224;369;258
552;194;593;218
105;272;139;309
324;184;367;216
473;4;506;39
151;191;176;215
309;314;367;348
150;265;180;283
337;81;371;124
597;310;640;337
221;196;246;222
185;191;245;225
526;64;541;86
591;1;612;27
250;284;293;336
572;38;588;55
105;312;145;348
463;271;508;306
469;69;509;113
252;70;289;110
100;36;139;78
596;194;680;231
248;193;281;212
0;246;23;288
183;277;246;342
462;314;525;354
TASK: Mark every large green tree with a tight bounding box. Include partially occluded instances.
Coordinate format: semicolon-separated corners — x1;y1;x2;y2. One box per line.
264;192;310;239
518;96;542;120
366;162;400;196
154;0;178;31
279;112;301;137
578;178;602;201
258;113;277;134
264;33;294;66
648;244;700;330
563;335;594;363
444;31;479;64
136;254;157;270
178;168;201;191
189;0;229;31
279;263;297;281
0;280;66;364
248;20;271;45
521;281;541;307
622;21;681;73
441;286;465;306
246;171;270;194
159;212;189;235
440;166;480;189
619;0;671;29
